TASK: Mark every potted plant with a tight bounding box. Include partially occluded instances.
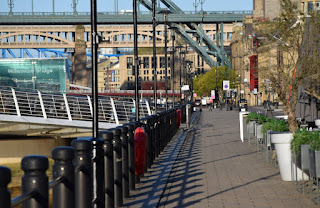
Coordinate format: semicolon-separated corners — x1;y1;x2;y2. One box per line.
255;114;267;150
308;131;320;181
266;119;293;181
246;112;259;144
290;129;314;182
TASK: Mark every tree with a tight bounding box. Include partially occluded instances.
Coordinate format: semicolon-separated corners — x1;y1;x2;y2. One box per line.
298;12;320;101
193;66;238;98
254;0;320;132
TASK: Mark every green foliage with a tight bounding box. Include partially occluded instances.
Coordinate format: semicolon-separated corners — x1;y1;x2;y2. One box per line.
290;129;315;155
257;113;267;124
245;112;259;124
261;118;289;134
310;131;320;151
193;66;238;97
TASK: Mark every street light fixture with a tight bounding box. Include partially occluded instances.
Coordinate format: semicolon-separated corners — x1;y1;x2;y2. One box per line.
158;8;172;110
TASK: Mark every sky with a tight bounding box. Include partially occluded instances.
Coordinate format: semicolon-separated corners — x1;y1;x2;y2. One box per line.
1;0;253;13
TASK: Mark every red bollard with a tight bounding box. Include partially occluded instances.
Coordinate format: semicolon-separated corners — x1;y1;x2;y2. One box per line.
176;109;181;128
134;127;147;175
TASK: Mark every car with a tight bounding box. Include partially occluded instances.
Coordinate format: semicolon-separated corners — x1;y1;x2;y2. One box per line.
238;99;248;111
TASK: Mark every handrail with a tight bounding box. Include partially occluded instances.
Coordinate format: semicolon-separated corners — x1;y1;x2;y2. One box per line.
11;192;34;207
0;10;253;16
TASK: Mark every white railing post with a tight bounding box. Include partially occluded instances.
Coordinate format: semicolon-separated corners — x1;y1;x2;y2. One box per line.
11;88;21;116
38;91;47;119
87;95;93;117
63;93;72;120
110;97;119;124
146;100;151;115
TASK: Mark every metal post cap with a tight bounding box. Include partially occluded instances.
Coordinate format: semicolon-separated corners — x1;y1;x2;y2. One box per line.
99;131;114;141
71;139;92;151
123;123;134;131
21;155;48;171
111;128;121;137
0;166;11;185
133;121;142;129
118;126;128;134
52;147;74;161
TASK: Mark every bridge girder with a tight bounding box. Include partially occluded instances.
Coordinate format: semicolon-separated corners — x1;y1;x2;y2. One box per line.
141;0;231;68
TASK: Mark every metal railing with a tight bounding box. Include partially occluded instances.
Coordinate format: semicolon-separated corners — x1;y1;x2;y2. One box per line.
0;88;152;124
0;103;195;208
0;10;253;16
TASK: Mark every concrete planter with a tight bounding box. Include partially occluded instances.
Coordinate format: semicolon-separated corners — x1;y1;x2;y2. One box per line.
315;119;320;128
247;119;257;134
271;132;293;181
256;124;263;139
292;144;310;182
309;149;320;179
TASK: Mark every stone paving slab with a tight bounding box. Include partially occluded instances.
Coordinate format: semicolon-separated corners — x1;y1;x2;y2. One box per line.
125;108;318;207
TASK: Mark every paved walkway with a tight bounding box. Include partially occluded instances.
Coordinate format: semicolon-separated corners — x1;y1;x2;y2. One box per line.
124;107;317;208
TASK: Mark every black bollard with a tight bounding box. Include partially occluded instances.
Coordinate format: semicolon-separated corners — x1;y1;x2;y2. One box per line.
140;118;149;172
146;116;154;167
72;139;92;208
21;155;49;208
94;138;105;208
52;147;75;208
99;131;114;208
118;126;129;198
154;114;160;157
0;166;11;208
123;123;135;191
111;128;123;207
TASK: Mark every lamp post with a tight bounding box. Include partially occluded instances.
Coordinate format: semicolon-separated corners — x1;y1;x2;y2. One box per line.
176;45;184;103
180;51;186;102
167;27;176;107
90;0;99;206
158;8;172;111
133;0;139;120
152;0;157;113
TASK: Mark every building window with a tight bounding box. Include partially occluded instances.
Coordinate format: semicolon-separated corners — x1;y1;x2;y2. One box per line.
147;70;149;75
143;57;149;68
160;57;166;68
152;57;157;68
128;77;130;81
144;70;146;75
168;57;171;68
115;70;119;75
127;70;132;75
127;57;133;69
147;77;149;81
316;2;320;10
308;2;314;13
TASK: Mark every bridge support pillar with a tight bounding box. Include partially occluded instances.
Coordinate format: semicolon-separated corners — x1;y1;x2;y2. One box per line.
73;25;88;87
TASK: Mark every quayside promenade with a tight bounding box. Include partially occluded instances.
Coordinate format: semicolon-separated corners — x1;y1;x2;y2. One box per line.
124;107;317;208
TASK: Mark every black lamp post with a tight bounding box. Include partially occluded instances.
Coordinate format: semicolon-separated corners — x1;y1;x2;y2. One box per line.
168;26;180;107
176;45;184;103
133;0;139;120
158;8;172;111
181;51;186;102
90;0;99;206
152;0;157;113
